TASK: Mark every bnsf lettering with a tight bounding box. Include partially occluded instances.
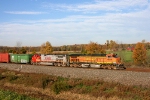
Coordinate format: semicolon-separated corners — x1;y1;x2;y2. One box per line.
44;57;51;60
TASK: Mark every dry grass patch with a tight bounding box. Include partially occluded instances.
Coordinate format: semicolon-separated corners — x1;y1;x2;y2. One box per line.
0;69;150;100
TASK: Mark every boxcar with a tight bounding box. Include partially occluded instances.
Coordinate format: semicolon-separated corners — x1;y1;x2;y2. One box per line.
0;53;10;63
10;54;33;63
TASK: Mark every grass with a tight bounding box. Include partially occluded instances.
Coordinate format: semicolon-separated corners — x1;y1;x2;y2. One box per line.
0;69;150;100
116;51;133;62
0;89;38;100
107;50;150;67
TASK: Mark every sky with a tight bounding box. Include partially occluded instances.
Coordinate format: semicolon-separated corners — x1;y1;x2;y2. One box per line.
0;0;150;46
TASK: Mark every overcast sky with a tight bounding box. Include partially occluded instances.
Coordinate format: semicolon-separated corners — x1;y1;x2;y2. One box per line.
0;0;150;46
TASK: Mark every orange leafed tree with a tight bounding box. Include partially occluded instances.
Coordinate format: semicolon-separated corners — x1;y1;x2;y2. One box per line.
132;42;147;66
40;41;53;54
85;41;105;54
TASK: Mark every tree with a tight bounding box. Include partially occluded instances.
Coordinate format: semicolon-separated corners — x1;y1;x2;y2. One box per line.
106;40;110;50
72;44;77;52
16;41;22;53
132;42;147;66
61;45;67;51
85;41;105;54
20;47;27;54
109;40;117;51
40;41;53;54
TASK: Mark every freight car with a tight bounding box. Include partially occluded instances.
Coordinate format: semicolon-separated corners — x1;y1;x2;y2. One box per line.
0;53;10;63
10;54;33;64
31;53;125;69
0;53;33;64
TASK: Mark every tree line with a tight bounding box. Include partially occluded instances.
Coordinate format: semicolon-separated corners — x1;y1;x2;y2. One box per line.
1;40;150;67
1;40;150;55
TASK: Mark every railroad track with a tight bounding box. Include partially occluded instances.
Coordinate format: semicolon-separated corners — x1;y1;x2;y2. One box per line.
0;63;150;73
0;62;150;87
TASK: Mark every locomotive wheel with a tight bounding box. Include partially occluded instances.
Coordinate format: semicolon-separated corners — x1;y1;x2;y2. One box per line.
113;66;117;69
58;63;61;67
54;63;57;66
74;64;78;68
78;64;82;67
102;66;108;69
70;64;73;67
108;66;112;69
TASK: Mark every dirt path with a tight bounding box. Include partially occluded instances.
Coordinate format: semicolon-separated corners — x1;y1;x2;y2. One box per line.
126;67;150;72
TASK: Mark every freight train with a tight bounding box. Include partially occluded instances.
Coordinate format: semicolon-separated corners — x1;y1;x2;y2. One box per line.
0;53;125;69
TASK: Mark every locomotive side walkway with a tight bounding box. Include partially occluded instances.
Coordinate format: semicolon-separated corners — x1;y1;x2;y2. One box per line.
0;63;150;87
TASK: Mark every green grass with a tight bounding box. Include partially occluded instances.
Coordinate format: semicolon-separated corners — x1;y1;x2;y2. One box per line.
117;51;133;62
0;89;38;100
107;50;150;63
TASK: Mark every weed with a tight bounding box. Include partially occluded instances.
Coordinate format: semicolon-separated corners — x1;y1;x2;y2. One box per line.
133;95;142;100
52;81;71;94
0;89;38;100
76;83;84;88
0;74;5;80
42;77;50;89
0;69;150;100
57;76;67;82
104;88;114;93
8;75;18;82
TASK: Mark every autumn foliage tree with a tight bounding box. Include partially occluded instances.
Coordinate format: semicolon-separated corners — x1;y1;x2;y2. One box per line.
132;42;147;66
85;41;105;54
105;40;117;50
40;41;53;54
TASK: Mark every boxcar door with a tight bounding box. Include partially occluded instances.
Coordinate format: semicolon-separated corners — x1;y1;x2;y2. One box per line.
17;56;21;63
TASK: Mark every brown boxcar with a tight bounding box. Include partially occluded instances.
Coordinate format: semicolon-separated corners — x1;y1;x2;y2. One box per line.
0;53;10;63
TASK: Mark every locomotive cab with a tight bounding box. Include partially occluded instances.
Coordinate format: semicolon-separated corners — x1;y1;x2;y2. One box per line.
106;53;124;69
31;54;41;65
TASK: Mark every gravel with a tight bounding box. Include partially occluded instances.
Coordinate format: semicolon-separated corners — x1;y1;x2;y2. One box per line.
0;63;150;87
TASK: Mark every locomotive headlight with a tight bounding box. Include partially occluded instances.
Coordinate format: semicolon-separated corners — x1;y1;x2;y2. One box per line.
113;62;116;64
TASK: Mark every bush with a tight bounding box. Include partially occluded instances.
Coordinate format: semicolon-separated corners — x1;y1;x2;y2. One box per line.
0;89;38;100
133;42;147;66
8;75;18;82
52;81;71;94
42;77;50;89
0;74;5;80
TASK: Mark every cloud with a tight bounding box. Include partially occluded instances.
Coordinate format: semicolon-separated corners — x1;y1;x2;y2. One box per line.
0;0;150;46
1;6;150;46
4;11;47;15
42;0;148;13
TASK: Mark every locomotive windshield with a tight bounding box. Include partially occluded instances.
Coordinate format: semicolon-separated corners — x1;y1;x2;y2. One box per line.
107;53;118;58
113;54;118;58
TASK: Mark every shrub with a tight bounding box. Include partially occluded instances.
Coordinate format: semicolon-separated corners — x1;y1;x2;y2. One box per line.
0;74;5;80
42;77;50;89
8;75;18;82
132;42;147;66
0;89;38;100
52;81;71;94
